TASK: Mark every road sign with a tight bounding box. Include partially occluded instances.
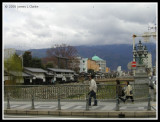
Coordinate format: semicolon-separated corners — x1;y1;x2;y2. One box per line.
131;61;136;67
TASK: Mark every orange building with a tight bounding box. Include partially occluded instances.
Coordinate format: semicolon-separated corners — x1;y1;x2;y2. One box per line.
87;59;100;72
106;67;110;73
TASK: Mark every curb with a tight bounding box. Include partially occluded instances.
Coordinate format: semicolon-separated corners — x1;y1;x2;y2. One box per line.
4;109;156;118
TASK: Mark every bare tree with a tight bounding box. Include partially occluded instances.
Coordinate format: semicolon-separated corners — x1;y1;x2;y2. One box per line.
45;44;80;72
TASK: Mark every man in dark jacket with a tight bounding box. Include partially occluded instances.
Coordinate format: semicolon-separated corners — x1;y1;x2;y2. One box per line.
116;80;125;104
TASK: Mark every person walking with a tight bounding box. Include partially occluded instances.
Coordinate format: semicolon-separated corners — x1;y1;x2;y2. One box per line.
124;81;134;103
116;80;125;104
88;74;97;106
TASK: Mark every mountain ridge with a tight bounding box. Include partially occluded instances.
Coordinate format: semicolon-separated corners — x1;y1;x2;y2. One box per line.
16;43;156;71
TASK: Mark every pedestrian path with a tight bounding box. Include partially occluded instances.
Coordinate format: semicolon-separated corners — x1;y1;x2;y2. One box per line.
3;101;157;118
3;101;156;111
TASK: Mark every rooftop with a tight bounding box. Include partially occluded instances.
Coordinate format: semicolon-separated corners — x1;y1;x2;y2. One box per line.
4;70;33;77
24;67;47;73
47;68;74;73
92;55;103;61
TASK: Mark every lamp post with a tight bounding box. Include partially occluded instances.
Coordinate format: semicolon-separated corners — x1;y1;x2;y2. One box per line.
133;40;148;66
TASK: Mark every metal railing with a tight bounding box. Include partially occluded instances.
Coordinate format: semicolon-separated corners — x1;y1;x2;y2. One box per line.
4;83;151;111
4;84;149;101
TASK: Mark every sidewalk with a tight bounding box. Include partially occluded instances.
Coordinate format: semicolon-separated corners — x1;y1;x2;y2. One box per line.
3;101;157;118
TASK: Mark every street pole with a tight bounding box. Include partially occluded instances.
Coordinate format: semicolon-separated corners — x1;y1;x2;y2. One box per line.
132;34;136;76
22;55;23;69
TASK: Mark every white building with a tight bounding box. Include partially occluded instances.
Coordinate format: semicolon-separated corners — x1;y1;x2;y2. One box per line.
24;67;47;84
117;66;123;76
78;55;106;73
78;57;88;73
144;53;152;68
47;68;75;82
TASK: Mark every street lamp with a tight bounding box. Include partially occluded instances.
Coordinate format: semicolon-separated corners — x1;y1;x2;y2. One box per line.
132;26;156;60
133;40;148;66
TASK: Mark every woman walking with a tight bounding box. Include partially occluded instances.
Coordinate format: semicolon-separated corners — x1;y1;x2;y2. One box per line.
124;81;134;103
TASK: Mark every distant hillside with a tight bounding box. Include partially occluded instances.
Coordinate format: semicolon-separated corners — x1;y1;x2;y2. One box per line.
76;44;156;71
16;43;156;71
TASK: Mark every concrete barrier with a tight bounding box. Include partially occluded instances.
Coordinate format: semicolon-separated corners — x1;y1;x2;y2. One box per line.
4;109;156;118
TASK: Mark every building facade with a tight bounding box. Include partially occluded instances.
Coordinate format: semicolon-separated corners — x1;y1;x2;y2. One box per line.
92;55;106;73
87;59;100;72
143;52;152;68
23;67;47;84
47;68;75;83
106;67;110;73
78;57;88;73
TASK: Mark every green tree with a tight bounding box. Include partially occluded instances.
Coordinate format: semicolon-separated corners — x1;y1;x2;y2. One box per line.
23;51;32;67
4;53;23;85
31;57;43;68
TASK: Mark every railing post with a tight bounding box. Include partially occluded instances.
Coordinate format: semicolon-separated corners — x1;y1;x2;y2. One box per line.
57;87;61;110
115;94;119;111
147;94;151;110
7;93;10;109
31;94;35;109
86;94;89;111
58;95;61;110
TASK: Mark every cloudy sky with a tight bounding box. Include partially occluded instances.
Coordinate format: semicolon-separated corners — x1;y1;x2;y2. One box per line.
3;2;157;50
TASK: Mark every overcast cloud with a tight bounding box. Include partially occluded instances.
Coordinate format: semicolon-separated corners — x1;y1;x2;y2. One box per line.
3;2;157;50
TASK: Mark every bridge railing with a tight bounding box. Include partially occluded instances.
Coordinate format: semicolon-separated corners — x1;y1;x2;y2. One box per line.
4;84;149;102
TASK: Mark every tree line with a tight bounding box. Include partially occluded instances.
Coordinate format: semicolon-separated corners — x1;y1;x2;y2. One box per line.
4;44;80;73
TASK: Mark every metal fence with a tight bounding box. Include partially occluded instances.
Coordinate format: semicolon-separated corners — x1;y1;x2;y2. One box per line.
4;83;153;111
4;83;149;102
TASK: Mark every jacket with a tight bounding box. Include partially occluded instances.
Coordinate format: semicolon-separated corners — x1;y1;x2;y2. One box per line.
124;85;133;96
89;79;97;93
116;85;123;96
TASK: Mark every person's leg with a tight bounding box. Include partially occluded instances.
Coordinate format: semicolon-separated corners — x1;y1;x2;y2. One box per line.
89;95;92;106
93;92;97;105
89;91;94;106
119;96;125;103
88;92;93;106
130;96;134;103
124;96;129;103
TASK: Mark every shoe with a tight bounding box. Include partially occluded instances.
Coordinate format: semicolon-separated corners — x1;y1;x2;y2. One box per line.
93;104;97;106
